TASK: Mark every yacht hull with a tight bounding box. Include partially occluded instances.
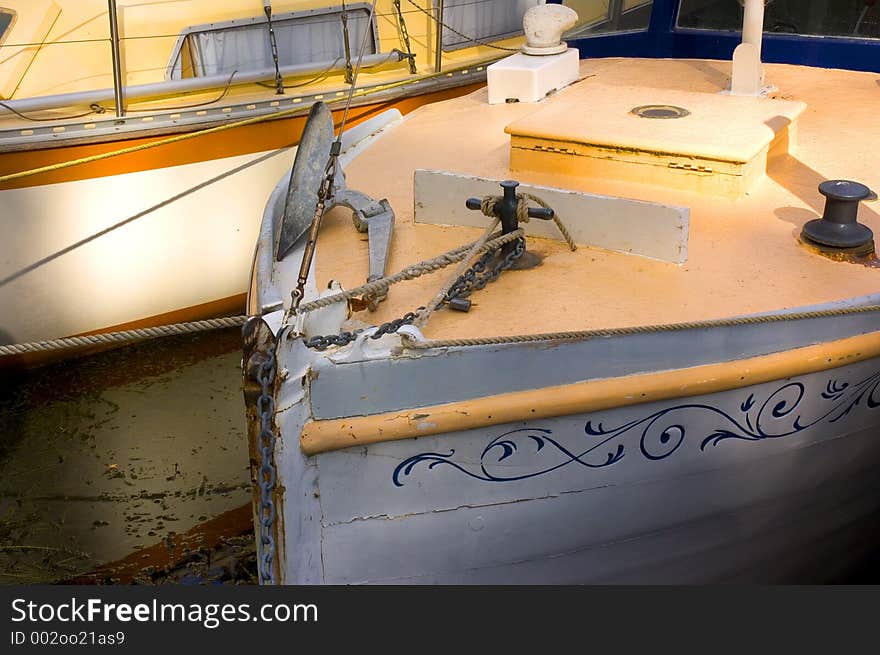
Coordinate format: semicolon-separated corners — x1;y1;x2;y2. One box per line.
261;329;880;584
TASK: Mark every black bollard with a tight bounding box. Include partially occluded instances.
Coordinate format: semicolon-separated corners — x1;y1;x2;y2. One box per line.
466;180;555;257
802;180;874;250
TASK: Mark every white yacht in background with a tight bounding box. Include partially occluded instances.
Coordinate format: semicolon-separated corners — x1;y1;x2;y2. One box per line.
0;0;550;362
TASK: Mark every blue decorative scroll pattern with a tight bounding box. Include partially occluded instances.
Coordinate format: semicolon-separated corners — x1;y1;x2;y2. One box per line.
392;370;880;487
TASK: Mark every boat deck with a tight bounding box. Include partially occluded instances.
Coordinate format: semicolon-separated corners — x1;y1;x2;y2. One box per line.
316;58;880;340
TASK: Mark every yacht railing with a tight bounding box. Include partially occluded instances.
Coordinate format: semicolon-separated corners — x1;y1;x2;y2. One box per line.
0;53;405;117
0;0;529;118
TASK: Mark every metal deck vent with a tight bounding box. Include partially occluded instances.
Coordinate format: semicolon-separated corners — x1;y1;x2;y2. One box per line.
631;105;690;119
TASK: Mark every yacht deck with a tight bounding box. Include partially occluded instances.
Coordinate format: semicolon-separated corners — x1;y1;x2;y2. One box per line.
315;58;880;340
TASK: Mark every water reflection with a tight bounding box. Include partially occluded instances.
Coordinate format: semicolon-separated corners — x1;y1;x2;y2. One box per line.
0;328;251;584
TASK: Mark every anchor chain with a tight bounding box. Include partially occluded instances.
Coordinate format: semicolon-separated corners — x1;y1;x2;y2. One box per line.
445;236;526;303
302;235;525;351
255;351;278;584
302;309;423;351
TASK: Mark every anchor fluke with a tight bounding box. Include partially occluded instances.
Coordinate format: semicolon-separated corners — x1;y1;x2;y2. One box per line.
276;101;335;261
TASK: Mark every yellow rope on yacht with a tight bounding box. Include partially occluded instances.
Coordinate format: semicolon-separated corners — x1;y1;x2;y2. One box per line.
0;113;293;185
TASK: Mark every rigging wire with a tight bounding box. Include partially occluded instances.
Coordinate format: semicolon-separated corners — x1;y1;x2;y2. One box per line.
0;1;509;50
262;0;285;95
121;70;238;112
336;0;381;143
0;70;240;120
1;0;516;122
341;0;355;84
0;101;94;122
404;0;521;52
256;60;339;90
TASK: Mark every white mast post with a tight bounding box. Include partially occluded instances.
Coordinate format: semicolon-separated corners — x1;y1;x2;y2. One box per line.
730;0;767;96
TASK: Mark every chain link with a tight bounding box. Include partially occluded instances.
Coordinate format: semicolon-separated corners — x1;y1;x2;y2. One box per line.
445;237;525;303
255;353;278;584
302;309;424;350
393;0;418;74
258;231;523;582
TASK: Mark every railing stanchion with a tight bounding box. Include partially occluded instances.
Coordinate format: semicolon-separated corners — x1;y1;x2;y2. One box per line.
435;0;444;72
108;0;125;117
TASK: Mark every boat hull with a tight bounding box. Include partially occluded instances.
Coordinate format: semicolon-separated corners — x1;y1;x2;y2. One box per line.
268;344;880;584
241;55;880;584
0;146;290;349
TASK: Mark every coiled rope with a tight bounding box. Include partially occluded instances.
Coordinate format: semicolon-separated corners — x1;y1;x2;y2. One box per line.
481;192;578;251
412;194;576;327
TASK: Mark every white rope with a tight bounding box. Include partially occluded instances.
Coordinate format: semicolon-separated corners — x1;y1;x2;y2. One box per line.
401;305;880;349
0;315;246;356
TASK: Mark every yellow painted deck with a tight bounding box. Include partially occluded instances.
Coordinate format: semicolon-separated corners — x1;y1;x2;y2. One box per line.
506;83;805;198
314;58;880;340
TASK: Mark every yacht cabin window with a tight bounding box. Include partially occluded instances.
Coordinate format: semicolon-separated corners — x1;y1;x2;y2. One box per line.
0;9;14;44
440;0;542;51
562;1;654;38
168;4;377;80
678;0;880;39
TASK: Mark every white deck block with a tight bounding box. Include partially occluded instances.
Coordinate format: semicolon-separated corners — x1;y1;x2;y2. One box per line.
487;49;580;105
414;169;689;264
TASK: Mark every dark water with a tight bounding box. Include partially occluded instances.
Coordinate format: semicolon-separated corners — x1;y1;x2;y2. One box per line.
0;329;254;584
1;330;878;585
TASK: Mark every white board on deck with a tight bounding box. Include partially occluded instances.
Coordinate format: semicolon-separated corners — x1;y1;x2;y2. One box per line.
413;169;689;264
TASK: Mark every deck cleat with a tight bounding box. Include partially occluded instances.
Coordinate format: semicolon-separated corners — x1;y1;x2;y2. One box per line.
465;179;555;270
466;179;554;255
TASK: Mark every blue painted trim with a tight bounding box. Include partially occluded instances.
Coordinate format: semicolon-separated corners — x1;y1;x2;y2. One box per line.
666;30;880;73
550;0;880;73
393;370;880;487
